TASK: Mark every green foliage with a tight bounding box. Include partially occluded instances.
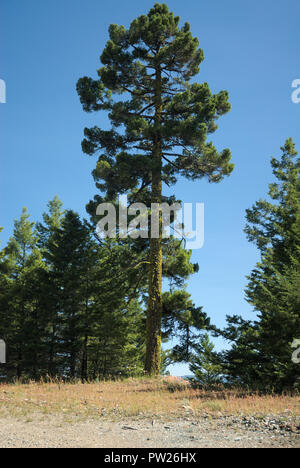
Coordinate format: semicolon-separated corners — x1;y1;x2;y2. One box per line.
0;200;146;381
0;208;46;379
162;289;210;363
219;139;300;391
77;3;233;204
189;334;222;387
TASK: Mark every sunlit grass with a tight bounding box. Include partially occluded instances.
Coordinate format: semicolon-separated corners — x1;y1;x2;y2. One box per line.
0;377;299;422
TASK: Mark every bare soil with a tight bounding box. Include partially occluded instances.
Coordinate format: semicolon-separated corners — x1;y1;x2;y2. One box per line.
0;413;299;448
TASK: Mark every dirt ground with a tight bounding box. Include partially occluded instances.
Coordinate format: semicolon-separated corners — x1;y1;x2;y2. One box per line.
0;379;299;448
0;414;299;448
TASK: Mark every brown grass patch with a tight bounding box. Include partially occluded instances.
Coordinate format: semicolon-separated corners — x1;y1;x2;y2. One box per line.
0;377;299;421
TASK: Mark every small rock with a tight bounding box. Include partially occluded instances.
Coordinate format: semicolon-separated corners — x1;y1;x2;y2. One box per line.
122;426;137;431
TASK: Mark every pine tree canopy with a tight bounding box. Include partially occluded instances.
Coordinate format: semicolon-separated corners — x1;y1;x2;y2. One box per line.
77;2;233;206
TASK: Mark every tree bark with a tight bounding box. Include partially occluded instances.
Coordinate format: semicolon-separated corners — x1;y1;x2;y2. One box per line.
145;64;163;375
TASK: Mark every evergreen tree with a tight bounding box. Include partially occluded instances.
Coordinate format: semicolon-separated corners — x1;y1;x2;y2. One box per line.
0;202;147;380
36;196;65;376
162;288;210;364
44;210;91;378
189;333;222;387
220;139;300;390
0;208;45;379
37;195;64;254
42;209;146;379
77;3;233;374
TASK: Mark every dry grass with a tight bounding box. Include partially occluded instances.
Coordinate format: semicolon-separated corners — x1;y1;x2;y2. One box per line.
0;377;299;422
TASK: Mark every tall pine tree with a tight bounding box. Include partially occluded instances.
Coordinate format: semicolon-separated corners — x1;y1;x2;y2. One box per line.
77;3;233;374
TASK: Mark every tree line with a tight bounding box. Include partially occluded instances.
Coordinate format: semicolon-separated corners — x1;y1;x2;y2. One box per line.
1;137;299;390
0;4;299;390
0;197;209;380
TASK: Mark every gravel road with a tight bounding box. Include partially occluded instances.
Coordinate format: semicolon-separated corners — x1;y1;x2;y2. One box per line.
0;414;299;448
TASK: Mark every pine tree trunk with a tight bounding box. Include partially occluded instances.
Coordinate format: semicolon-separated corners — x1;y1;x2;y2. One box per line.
81;333;88;382
48;323;56;377
145;64;163;375
81;275;89;382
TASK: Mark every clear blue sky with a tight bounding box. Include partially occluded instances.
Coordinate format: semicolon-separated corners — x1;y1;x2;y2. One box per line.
1;0;299;376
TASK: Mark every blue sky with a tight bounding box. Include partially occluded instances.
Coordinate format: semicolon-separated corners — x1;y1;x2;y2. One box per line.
1;0;299;376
